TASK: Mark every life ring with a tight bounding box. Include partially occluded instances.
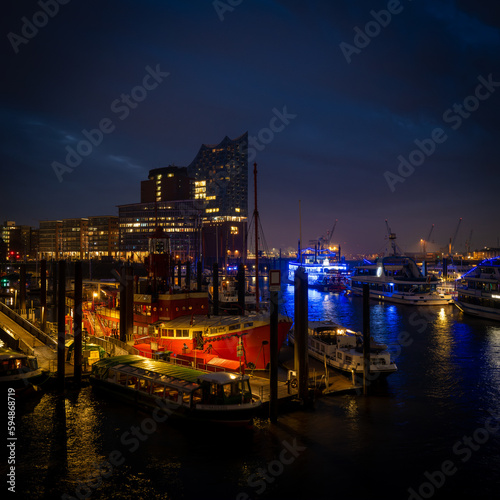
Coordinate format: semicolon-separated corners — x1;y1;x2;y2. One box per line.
290;378;298;389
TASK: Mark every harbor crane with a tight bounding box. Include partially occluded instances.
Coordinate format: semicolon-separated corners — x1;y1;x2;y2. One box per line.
318;219;338;250
385;219;400;256
421;224;435;254
449;217;462;259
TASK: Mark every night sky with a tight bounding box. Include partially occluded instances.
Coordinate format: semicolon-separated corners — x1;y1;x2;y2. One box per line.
2;0;500;257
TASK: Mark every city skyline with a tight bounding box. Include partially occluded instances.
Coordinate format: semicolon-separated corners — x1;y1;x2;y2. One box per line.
2;0;500;257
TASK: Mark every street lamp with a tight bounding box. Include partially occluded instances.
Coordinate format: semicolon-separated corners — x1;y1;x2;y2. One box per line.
92;292;98;335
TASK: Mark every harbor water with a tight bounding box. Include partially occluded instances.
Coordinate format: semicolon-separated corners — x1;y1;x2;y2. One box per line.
4;287;500;499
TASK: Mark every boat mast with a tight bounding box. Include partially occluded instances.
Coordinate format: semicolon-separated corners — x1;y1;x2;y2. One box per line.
254;162;259;312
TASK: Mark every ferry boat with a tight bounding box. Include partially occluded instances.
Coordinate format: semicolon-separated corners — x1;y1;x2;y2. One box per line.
350;257;453;305
289;321;397;376
287;247;350;291
90;354;262;425
0;347;47;394
455;257;500;320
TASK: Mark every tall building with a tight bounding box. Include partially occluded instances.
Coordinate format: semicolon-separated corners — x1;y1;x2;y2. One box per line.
140;166;193;203
118;133;248;266
187;133;248;219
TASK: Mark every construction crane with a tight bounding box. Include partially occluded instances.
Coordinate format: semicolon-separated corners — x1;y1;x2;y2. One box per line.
449;217;462;258
385;219;399;256
421;224;434;254
318;219;338;250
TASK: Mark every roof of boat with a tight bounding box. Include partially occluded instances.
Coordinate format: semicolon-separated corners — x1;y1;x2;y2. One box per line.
160;313;270;328
0;347;29;359
307;321;359;334
93;355;248;383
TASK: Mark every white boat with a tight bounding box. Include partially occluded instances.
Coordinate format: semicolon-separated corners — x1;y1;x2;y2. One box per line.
455;257;500;321
289;321;397;376
350;256;453;305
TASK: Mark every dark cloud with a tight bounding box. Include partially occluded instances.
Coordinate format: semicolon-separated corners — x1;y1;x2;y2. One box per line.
1;0;500;255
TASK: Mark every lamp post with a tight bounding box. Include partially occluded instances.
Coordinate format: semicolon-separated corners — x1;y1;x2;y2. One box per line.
92;292;98;335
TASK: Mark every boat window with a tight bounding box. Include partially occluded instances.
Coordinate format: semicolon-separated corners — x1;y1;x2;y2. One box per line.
182;393;191;406
175;329;189;337
138;379;151;393
152;382;165;396
167;389;179;402
192;388;203;404
228;324;240;331
116;372;128;385
244;322;253;327
337;352;343;359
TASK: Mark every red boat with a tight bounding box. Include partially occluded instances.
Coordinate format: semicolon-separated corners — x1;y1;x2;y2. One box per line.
94;290;292;370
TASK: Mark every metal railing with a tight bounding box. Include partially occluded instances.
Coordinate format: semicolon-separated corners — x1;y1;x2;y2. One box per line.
0;302;56;349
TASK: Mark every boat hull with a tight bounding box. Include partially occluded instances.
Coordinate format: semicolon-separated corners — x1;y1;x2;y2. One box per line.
138;319;292;370
454;301;500;321
91;372;260;426
350;287;453;306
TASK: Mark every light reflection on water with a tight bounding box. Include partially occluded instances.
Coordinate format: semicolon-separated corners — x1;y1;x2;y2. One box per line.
9;288;500;499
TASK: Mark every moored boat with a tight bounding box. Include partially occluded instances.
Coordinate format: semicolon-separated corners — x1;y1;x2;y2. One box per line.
289;321;397;376
455;257;500;320
0;347;48;395
90;354;262;425
95;291;293;370
287;247;350;291
350;256;453;305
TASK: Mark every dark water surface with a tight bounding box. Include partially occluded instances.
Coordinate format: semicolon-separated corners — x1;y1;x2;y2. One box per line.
5;288;500;499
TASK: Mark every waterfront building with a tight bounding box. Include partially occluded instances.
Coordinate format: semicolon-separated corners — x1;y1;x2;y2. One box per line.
119;134;248;266
39;220;62;260
0;221;33;260
39;216;119;260
118;200;202;262
60;218;89;260
88;216;119;259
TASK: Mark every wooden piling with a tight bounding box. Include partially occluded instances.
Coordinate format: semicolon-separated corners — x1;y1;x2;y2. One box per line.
197;261;202;292
294;267;309;404
213;263;219;315
57;260;66;390
74;261;82;385
269;286;279;423
40;259;47;332
237;263;245;314
19;263;26;313
363;283;370;396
